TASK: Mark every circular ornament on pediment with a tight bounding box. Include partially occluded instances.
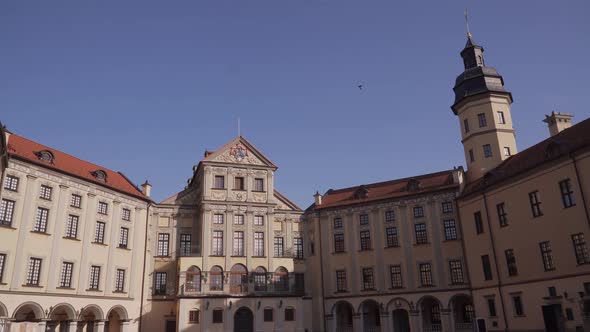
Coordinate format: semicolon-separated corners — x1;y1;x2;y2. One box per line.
230;144;248;162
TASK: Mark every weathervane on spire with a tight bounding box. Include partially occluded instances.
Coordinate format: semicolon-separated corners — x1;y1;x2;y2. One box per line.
464;8;472;38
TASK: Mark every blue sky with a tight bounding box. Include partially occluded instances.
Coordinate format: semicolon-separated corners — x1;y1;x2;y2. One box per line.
1;1;589;207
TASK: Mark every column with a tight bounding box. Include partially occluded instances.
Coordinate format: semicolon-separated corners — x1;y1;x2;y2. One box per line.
120;320;131;332
352;313;362;332
380;311;391;332
409;310;420;332
440;309;452;332
68;320;78;332
255;301;264;332
295;298;305;332
94;320;105;332
38;319;48;332
225;208;233;272
325;315;335;332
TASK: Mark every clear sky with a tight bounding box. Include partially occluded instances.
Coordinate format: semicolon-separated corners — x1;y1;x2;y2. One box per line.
1;1;589;207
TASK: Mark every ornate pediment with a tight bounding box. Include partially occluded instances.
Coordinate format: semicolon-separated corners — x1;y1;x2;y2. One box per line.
204;136;277;168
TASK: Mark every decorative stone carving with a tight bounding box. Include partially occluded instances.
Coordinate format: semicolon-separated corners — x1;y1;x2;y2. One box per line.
252;193;266;203
211;191;227;201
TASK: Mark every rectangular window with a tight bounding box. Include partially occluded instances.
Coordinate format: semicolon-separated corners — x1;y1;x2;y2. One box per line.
560;179;576;208
333;217;343;228
98;202;108;215
497;203;508;227
213;213;224;224
359;214;369;225
254;215;264;226
0;254;5;282
274;237;284;257
513;296;524;316
0;199;15;226
419;263;433;287
254;178;264;192
443;219;457;241
154;272;167;295
487;298;497;317
413;206;424;218
449;260;465;284
505;249;518;276
540;241;555;271
497;111;506;124
233;231;244;256
119;227;129;248
233;214;244;225
70;194;82;208
115;269;125;292
212;231;223;255
415;223;428;244
294;237;304;259
26;257;42;286
390;265;403;289
565;308;574;321
212;309;223;323
336;270;347;292
362;267;374;290
285;308;295;321
180;234;192;256
121;208;131;221
59;262;73;288
360;230;371;250
385;210;395;222
264;308;273;322
189;310;200;324
254;232;265;256
334;233;345;253
474;211;484;234
386;227;399;247
213;175;225;189
65;215;79;238
157;233;170;256
39;185;52;200
478;113;487;127
469;149;474;163
482;255;493;280
33;207;49;233
464;118;470;133
529;191;543;217
4;175;19;191
572;233;590;265
94;221;106;243
234;176;245;190
442;201;453;213
483;144;492;158
89;265;101;290
503;147;511;157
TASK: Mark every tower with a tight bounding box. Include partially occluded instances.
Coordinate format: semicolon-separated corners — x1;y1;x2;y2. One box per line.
451;31;517;182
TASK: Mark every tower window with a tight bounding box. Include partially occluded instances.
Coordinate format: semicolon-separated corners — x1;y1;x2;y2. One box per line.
483;144;492;158
478;113;487;127
497;111;506;124
463;118;470;133
469;149;474;163
503;147;511;157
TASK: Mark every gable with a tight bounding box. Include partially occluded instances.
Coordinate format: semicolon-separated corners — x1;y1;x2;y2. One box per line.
204;136;277;169
274;190;302;212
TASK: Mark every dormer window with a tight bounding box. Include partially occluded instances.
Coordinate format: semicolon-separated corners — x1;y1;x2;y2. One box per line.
91;170;108;182
354;186;369;199
407;179;420;192
34;150;54;163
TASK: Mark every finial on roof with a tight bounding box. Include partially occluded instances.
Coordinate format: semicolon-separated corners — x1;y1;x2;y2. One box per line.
464;8;471;38
238;117;241;137
142;180;151;186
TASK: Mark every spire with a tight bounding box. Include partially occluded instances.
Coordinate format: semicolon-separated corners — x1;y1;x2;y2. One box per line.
460;10;484;70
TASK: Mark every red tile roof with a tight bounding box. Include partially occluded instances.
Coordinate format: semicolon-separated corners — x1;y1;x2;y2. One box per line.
7;133;148;200
312;170;458;210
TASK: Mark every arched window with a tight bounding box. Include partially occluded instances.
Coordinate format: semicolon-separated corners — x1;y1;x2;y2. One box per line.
254;266;267;292
230;264;248;294
274;266;289;292
91;170;108;182
186;266;201;292
209;266;223;291
35;150;54;163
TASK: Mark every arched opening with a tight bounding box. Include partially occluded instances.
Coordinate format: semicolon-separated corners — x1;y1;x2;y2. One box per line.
186;266;201;292
274;266;288;292
106;306;128;332
12;302;45;332
449;294;474;331
230;264;248;294
253;266;267;292
333;301;354;331
48;303;76;332
234;307;253;332
419;297;442;332
79;305;104;332
360;300;381;331
392;309;410;332
209;266;224;291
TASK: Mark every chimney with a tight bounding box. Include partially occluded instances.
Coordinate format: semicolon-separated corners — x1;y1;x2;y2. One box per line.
313;191;322;206
452;166;465;193
141;180;152;197
543;112;574;137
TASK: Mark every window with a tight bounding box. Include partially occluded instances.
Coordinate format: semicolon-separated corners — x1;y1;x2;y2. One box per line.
443;219;457;240
274;237;284;257
419;263;433;287
115;269;125;292
431;304;441;324
212;231;223;256
264;308;273;322
513;296;524;316
390;265;403;288
189;310;200;324
4;175;19;191
548;286;557;297
59;262;73;288
254;215;264;226
98;202;108;215
497;111;506;124
36;150;54;163
482;255;493;280
26;257;42;286
487;298;497;317
560;179;576;208
89;265;101;290
336;270;347;292
529;191;543;217
449;260;465;284
362;267;374;290
413;206;424;218
65;215;79;239
359;214;369;225
180;234;192;256
121;208;131;221
253;232;265;256
254;178;264;192
360;230;371;250
119;227;129;248
333;217;343;228
213;213;224;224
478;113;487;127
70;194;82;208
503;147;511;157
565;308;574;321
284;308;295;321
505;249;518;276
154;272;167;295
294;237;304;259
540;241;555;271
233;214;244;225
442;201;453;213
464;305;475;323
213;175;225;189
33;207;49;233
474;211;484;234
415;223;428;244
210;266;223;291
572;233;590;264
469;149;474;163
334;233;345;253
39;185;52;200
386;227;399;247
497;203;508;227
483;144;492;158
234;176;245;190
463;118;470;133
212;309;223;323
385;210;395;222
0;199;15;226
94;221;106;243
254;267;267;291
157;233;170;256
233;231;244;256
0;254;5;282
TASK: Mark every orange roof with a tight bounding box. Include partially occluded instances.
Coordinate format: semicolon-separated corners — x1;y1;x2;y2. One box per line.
313;170;457;210
7;134;148;200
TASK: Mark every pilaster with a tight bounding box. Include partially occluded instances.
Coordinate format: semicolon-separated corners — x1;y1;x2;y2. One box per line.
10;174;37;290
46;184;69;289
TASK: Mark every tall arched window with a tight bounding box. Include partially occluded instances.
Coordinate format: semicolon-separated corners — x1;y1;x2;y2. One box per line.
186;266;201;292
254;266;267;291
230;264;248;294
274;266;289;292
209;266;223;291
